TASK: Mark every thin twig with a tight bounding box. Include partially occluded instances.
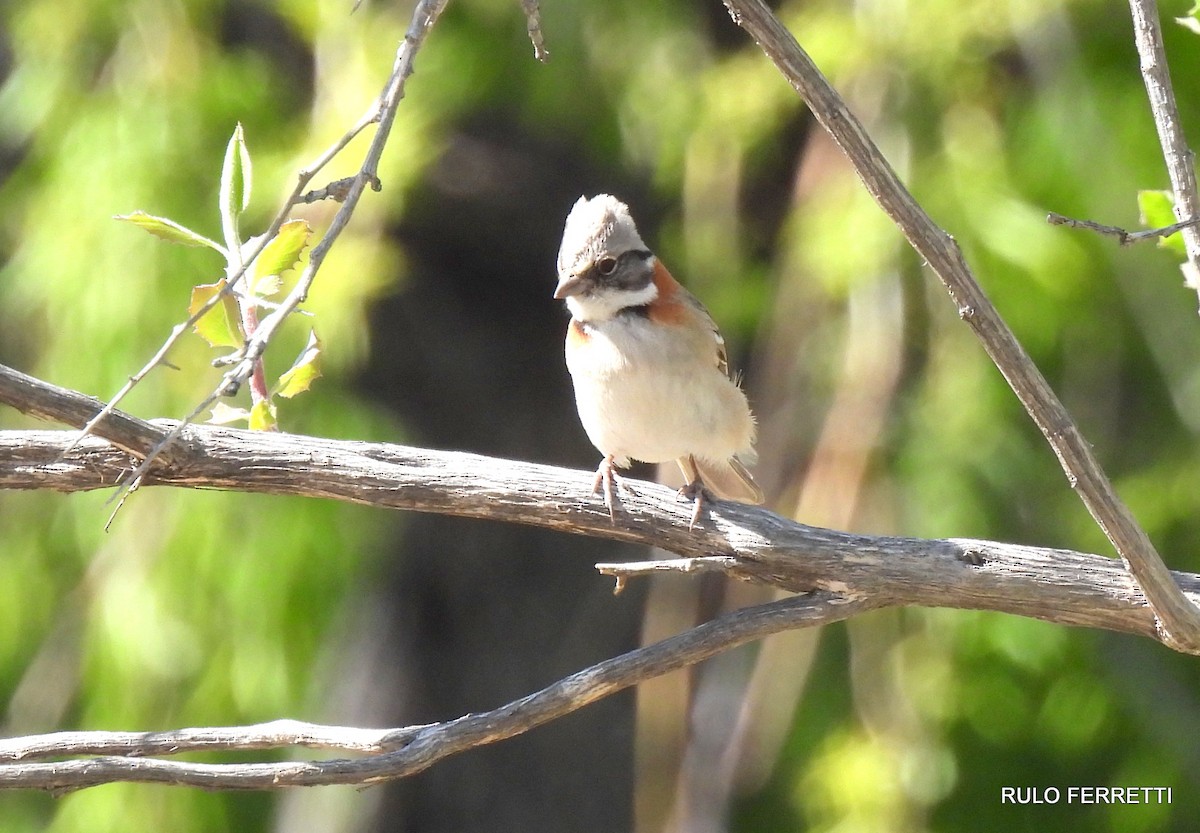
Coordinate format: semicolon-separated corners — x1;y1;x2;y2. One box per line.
62;119;375;459
721;0;1200;653
0;365;170;460
212;0;452;389
1046;210;1200;246
517;0;551;62
92;109;382;479
300;176;362;204
1128;0;1200;296
596;556;741;594
0;593;865;791
106;0;453;509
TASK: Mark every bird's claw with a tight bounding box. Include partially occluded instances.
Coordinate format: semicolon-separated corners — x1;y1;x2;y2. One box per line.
592;456;619;523
590;459;709;529
678;481;708;530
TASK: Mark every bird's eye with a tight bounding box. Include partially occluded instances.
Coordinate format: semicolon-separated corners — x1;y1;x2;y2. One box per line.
596;257;618;276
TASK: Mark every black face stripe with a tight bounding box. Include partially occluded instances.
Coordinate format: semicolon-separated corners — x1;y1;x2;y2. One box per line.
616;304;651;320
582;248;654;291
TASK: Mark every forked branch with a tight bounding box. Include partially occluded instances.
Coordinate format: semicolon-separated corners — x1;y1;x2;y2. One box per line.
89;0;455;509
720;0;1200;652
2;0;1198;798
2;360;1200;793
1;362;1197;652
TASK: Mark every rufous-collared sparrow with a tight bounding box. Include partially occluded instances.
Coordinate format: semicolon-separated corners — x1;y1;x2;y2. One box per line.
554;194;764;526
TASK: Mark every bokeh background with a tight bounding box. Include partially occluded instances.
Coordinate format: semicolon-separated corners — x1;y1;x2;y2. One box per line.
2;0;1200;831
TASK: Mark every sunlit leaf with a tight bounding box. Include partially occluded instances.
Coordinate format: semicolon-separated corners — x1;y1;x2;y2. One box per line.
1137;189;1187;255
1178;3;1200;33
188;280;243;349
274;330;322;399
114;211;224;252
208;402;251;425
252;219;312;296
220;122;252;253
249;398;277;431
253;273;284;297
1138;189;1175;227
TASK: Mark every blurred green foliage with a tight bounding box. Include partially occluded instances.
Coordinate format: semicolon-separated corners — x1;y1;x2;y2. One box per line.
2;0;1200;831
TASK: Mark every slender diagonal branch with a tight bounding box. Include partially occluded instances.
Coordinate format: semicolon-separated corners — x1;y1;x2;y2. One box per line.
0;593;864;791
1128;0;1200;296
720;0;1200;653
0;365;171;461
110;0;455;506
67;87;381;459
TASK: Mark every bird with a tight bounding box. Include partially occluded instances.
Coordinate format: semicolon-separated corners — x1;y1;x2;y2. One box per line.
553;194;764;527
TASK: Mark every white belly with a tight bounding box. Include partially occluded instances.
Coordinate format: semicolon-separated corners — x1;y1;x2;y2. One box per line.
566;316;754;466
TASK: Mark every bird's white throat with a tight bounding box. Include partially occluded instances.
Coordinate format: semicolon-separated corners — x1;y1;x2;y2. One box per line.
565;280;659;323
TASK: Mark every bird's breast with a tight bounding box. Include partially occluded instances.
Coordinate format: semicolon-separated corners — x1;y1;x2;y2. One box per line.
563;315;754;464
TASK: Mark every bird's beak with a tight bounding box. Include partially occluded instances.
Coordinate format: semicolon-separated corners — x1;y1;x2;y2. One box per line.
553;273;588;299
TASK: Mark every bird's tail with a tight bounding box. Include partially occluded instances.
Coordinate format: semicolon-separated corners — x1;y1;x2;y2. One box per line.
678;455;764;505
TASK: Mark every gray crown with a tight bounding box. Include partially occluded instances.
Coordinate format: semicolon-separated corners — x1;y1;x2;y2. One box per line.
556;194;648;276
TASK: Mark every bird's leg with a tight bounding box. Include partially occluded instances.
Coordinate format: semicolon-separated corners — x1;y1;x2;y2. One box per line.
678;481;708;530
677;455;708;530
592;455;620;522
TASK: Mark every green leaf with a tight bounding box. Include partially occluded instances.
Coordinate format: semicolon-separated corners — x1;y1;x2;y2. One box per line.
249;398;277;431
1137;190;1187;255
208;402;251;425
188;280;243;349
114;211;224;252
1178;2;1200;33
220;123;252;254
1138;189;1175;227
274;330;322;399
251;219;312;296
253;273;284;297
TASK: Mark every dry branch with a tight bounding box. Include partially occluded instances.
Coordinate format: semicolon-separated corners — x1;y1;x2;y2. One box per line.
4;0;1200;797
1128;0;1200;289
94;0;453;506
721;0;1200;652
1046;210;1200;246
0;364;1197;786
0;593;865;791
518;0;550;62
1;362;1196;652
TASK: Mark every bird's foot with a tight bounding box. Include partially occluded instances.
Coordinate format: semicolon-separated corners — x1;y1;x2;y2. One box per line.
592;456;622;522
678;480;710;530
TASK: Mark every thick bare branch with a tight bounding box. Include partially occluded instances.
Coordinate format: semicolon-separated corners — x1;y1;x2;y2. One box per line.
0;593;864;791
1;359;1198;651
720;0;1200;652
9;0;1190;802
0;365;172;461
